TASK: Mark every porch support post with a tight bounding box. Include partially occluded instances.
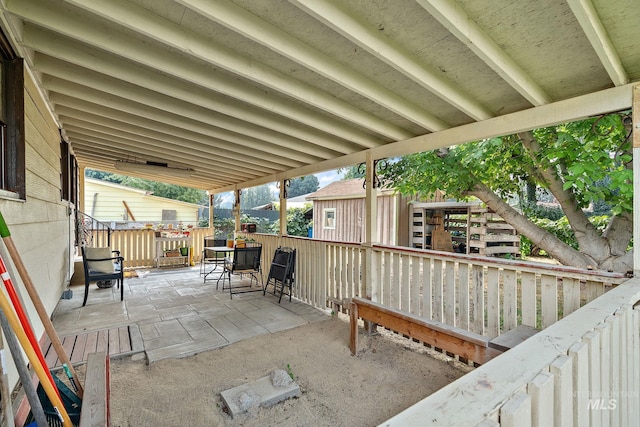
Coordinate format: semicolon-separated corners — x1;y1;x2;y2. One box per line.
78;166;86;213
279;179;287;237
209;193;214;234
234;189;241;236
633;84;640;275
364;153;379;302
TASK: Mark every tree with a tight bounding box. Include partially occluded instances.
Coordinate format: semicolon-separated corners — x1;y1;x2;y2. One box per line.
287;176;319;198
241;184;274;209
380;113;633;273
339;164;365;180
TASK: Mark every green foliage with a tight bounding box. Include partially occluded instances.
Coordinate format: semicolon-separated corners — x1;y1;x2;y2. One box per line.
339;164;365;180
213;214;278;237
521;203;564;221
269;207;312;237
520;215;613;256
286;208;312;237
379;114;631;216
287;176;319;198
241;185;274;209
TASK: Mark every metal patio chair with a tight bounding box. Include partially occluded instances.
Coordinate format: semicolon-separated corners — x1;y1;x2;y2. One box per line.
264;247;296;303
81;246;124;306
217;243;263;298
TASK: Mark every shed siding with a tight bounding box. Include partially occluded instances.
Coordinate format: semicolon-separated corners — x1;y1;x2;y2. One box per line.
313;194;407;245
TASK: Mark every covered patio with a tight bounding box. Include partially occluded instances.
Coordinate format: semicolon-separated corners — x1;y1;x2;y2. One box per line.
0;0;638;425
50;266;329;364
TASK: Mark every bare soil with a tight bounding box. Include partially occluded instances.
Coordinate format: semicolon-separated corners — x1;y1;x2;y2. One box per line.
98;314;471;426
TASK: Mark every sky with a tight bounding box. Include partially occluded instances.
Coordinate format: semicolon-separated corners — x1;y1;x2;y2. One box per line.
314;169;342;188
214;169;344;207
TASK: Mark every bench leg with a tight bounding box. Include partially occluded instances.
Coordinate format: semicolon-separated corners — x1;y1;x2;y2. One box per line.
349;301;358;355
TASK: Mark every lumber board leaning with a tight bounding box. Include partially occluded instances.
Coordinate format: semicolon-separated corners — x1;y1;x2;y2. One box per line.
79;352;110;427
350;297;502;365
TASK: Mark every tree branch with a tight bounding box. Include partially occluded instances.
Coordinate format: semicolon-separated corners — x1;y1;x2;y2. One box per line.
468;182;594;268
517;131;607;253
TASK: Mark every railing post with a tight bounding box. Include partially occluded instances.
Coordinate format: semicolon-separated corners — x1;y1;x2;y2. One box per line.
364;153;379;302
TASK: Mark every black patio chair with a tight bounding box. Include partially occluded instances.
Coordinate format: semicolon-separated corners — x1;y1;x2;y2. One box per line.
264;247;296;303
200;236;227;279
218;243;263;298
81;246;124;306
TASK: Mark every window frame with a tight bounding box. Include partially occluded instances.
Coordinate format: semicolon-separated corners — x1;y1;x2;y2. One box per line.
322;207;336;230
0;28;25;200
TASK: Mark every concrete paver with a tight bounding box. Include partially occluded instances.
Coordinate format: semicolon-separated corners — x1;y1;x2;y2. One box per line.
52;266;330;364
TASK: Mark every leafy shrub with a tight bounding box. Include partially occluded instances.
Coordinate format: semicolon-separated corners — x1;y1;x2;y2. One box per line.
521;215;612;256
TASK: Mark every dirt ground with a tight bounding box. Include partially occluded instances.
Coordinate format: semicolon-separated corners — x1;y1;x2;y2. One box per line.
95;314;471;426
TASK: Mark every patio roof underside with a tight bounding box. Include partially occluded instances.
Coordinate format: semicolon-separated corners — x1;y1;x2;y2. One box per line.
1;0;639;192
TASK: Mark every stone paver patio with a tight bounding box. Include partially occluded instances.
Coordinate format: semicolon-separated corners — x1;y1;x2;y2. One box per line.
52;266;329;363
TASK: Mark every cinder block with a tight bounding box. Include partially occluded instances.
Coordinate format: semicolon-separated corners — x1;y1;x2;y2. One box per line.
220;370;300;418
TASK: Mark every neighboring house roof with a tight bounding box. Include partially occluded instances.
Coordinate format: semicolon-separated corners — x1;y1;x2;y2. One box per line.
86;178;203;208
305;178;393;200
251;193;313;210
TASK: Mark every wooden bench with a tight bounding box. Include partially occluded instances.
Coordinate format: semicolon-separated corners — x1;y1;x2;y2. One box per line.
349;297;502;365
79;351;111;427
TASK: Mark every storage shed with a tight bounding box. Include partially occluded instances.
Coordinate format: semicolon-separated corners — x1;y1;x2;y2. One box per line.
410;202;521;257
306;179;411;246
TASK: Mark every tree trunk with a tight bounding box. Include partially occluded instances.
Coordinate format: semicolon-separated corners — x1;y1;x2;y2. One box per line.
517;130;635;271
469;182;595;268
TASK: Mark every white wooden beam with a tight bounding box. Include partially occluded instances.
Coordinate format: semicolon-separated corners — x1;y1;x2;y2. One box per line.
178;0;448;132
44;81;315;166
64;124;259;180
25;31;360;154
291;0;493;121
35;53;350;158
416;0;551;106
51;100;306;171
14;0;409;142
567;0;628;86
214;84;633;193
58;110;280;174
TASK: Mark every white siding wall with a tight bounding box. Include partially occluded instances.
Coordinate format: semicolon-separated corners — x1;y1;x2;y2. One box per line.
84;180;200;223
0;71;73;388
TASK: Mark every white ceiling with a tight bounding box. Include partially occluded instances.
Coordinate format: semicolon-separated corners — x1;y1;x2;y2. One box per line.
1;0;638;192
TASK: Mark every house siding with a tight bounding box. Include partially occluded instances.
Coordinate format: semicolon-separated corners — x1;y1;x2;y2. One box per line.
0;70;73;388
84;179;200;223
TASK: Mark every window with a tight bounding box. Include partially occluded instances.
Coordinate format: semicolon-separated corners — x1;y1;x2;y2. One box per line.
60;139;78;204
0;28;25;199
323;208;336;229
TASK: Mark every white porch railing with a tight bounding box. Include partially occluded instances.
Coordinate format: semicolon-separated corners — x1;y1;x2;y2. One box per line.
106;229;627;337
370;244;627;337
246;234;627;337
104;228;212;268
383;277;640;427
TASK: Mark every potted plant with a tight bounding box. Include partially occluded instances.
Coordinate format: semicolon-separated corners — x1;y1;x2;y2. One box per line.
235;236;246;248
226;233;234;248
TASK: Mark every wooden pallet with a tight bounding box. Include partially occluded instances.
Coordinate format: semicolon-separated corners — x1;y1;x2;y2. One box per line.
41;325;139;369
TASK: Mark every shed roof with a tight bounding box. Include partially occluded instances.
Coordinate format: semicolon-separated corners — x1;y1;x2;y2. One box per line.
306;178;394;200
